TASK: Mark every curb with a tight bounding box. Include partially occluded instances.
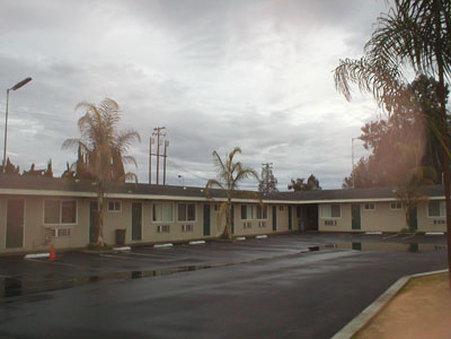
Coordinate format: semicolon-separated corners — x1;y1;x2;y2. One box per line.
255;235;268;239
189;240;206;245
332;269;449;339
154;243;173;249
24;253;50;259
113;246;131;251
425;232;444;236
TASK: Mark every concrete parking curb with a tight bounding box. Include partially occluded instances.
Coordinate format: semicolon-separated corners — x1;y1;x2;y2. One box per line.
113;246;131;251
425;232;444;236
24;253;50;259
154;243;173;249
189;240;206;245
255;235;268;239
332;269;449;339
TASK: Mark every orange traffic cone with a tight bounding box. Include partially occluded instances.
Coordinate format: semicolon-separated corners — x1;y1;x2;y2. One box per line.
49;245;57;262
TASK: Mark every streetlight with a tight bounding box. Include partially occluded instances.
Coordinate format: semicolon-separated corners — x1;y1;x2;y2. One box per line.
2;77;32;172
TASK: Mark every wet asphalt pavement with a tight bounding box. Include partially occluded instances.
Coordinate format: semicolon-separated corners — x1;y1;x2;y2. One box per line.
0;233;448;338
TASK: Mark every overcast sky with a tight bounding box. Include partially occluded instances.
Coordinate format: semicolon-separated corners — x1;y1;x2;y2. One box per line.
0;0;388;189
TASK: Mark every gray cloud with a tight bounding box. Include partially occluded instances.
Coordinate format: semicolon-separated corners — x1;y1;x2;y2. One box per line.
0;0;383;189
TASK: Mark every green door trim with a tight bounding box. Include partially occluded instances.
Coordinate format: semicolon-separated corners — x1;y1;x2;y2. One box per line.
6;199;25;249
272;206;277;231
132;202;143;241
203;204;211;236
351;204;361;230
288;206;292;231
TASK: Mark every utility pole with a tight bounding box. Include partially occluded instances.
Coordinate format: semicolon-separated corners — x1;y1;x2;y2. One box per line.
149;137;153;184
163;140;169;185
149;127;167;185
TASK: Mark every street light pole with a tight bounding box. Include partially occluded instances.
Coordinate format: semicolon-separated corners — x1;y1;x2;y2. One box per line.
2;77;32;173
2;89;10;171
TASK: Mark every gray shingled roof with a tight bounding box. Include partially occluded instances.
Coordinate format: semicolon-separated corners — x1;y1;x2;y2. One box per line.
0;175;445;201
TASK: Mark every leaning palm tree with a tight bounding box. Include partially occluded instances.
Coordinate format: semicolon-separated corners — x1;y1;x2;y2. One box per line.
205;147;259;239
334;0;451;270
62;98;140;247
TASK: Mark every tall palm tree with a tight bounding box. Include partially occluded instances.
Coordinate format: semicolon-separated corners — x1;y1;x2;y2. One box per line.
205;147;259;239
334;0;451;269
62;98;140;247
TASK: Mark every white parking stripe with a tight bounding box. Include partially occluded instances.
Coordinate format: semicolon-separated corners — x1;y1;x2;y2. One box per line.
24;258;81;268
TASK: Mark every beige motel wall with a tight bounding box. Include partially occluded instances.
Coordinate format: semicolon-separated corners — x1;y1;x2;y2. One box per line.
0;195;299;254
318;200;447;233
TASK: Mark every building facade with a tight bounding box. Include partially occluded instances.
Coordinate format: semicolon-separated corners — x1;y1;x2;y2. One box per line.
0;176;447;254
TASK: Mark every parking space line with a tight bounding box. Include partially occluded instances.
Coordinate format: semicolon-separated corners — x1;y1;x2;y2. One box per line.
24;258;82;268
99;254;138;260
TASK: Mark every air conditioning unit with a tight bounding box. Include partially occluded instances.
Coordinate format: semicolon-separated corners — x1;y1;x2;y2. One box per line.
157;225;170;233
57;228;71;237
434;219;445;225
181;224;193;232
44;227;72;239
324;220;337;226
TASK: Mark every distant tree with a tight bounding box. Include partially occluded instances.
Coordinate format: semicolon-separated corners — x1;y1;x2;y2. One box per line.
0;158;20;176
62;98;140;247
22;160;53;177
342;76;449;188
334;0;451;268
288;174;321;191
61;162;77;181
258;163;278;193
205;147;259;239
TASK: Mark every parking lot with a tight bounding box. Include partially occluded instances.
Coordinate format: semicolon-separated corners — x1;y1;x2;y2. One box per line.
0;232;448;338
0;232;447;300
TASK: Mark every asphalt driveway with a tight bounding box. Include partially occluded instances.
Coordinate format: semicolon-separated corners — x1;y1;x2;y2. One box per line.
0;233;448;338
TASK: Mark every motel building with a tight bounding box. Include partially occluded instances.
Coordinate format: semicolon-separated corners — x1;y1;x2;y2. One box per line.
0;175;447;254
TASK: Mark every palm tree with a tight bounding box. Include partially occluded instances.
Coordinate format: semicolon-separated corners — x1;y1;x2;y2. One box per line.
334;0;451;269
62;98;140;247
205;147;259;239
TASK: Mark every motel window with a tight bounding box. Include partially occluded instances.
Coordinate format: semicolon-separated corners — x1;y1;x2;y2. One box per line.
390;202;402;210
178;203;196;222
320;204;341;219
241;205;267;220
256;205;267;220
44;200;77;224
428;201;445;217
241;205;254;220
108;201;121;212
153;203;173;223
364;203;375;210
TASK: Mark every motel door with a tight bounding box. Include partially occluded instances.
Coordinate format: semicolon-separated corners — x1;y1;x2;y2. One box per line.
132;203;142;241
409;207;418;231
89;201;98;244
203;204;211;236
288;206;292;231
351;204;361;230
272;206;277;231
6;199;24;248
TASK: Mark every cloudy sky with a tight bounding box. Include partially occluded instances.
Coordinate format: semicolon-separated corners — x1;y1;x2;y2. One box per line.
0;0;388;189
